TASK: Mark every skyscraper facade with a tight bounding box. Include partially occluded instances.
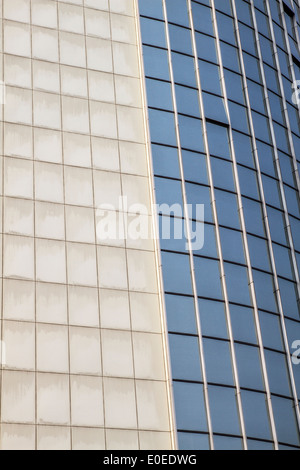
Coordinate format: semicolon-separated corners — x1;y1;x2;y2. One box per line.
0;0;299;451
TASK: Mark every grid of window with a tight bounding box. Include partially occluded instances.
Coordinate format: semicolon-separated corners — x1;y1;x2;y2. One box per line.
138;0;300;450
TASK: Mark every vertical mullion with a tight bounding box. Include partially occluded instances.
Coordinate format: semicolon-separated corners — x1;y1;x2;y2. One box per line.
0;0;4;446
56;0;72;450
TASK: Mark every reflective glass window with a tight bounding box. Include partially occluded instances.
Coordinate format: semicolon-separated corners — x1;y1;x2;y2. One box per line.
224;263;251;306
272;396;300;446
166;294;197;335
173;382;208;432
235;343;264;391
208;385;241;435
241;391;272;440
265;350;292;397
230;305;257;345
199;299;228;340
194;257;223;300
162;252;193;295
204;338;234;386
169;334;202;381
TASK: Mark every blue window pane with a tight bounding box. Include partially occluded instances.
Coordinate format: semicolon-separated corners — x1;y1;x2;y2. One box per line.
186;183;213;223
235;344;264;391
194;257;223;300
243;198;265;237
278;278;300;320
247;80;266;114
215;190;241;229
230;304;257;345
172;52;197;88
262;175;282;209
269;91;285;125
165;0;190;27
220;227;245;264
146;78;173;111
169;334;202;381
152;144;180;179
178;115;204;152
228;101;249;134
169;24;193;55
203;92;228;123
272;244;294;280
264;63;280;94
206;123;231;159
252;270;278;313
213;436;243;450
178;432;210;450
199;60;222;95
199;299;228;340
238;166;259;199
235;1;252;25
239;23;257;55
211;158;235;192
192;3;214;36
259;311;284;351
273;122;290;153
149;109;177;146
267;207;287;245
233;131;254;168
203;338;235;386
208;385;241;435
279;151;297;187
173;382;208;432
175;85;201;118
143;45;170;80
255;10;270;36
278;444;300;450
248;235;271;272
195;223;218;258
241;391;272;441
247;440;274;450
259;36;275;66
285;185;300;219
217;11;236;44
224;69;245;104
252;111;271;143
224;263;252;306
159;215;188;253
272;396;300;447
214;0;232;15
165;294;197;335
265;350;292;397
162;252;193;295
182;151;208;185
256;141;276;177
155;176;183;210
140;17;167;48
290;216;300;251
220;42;240;72
195;32;218;63
244;52;261;82
139;0;164;20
